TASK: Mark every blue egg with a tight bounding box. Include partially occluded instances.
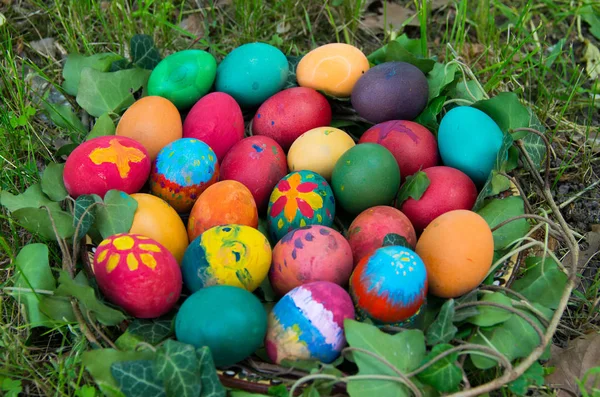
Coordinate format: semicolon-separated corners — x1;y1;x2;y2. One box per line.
437;107;504;185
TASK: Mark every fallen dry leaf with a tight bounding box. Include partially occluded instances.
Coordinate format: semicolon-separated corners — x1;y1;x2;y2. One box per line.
362;1;419;32
179;14;204;38
583;39;600;80
30;37;56;58
430;0;451;11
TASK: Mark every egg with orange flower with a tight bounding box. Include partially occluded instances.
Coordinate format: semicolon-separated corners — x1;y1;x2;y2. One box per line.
93;233;182;318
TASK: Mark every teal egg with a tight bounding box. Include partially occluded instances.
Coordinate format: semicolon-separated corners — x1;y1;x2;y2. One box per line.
438;107;504;185
215;43;289;107
175;285;267;367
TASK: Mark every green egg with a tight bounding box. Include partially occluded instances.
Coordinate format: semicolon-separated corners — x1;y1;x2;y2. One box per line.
147;49;217;110
331;143;401;214
175;285;267;367
215;42;289;107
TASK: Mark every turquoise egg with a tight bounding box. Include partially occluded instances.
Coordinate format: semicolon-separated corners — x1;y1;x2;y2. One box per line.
215;43;289;107
267;171;335;243
437;107;504;185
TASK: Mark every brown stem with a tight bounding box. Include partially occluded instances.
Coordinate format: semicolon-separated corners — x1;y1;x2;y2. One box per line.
499;172;533;214
43;206;73;274
516;141;546;188
86;310;118;349
71;300;100;347
490;214;567;242
71;202;99;266
513;127;552;190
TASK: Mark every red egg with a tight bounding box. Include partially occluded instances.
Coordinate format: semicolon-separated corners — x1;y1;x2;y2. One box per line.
220;136;288;212
63;136;150;198
347;206;417;266
399;166;478;232
182;92;245;162
359;120;439;181
92;233;182;318
252;87;332;151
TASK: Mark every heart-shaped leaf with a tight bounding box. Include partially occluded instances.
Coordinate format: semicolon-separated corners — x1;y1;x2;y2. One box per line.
153;340;202;397
95;190;138;239
396;171;431;206
426;299;457;345
465;292;513;327
62;53;123;96
416;344;462;392
87;113;116;140
196;347;226;397
73;195;99;241
41;163;68;202
426;62;458;102
511;256;568;309
130;34;162;70
477;196;530;250
112;360;166;397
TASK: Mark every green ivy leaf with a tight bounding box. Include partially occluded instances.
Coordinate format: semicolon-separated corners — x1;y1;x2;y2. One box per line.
490;171;511;195
382;233;411;248
95;190;138;239
511;256;568;309
153;340;201;397
109;58;134;72
508;361;545;395
501;311;547;361
267;385;289;397
73;195;99;241
472;133;514;211
128;316;174;345
368;34;423;64
520;109;546;169
38;295;76;323
12;207;75;240
453;290;479;322
414;95;446;134
468;326;516;369
76;68;151;117
112;360;166;397
426;299;457;345
41;102;87;136
62;53;123;96
55;271;126;325
465;292;513;327
477;196;530;250
345;319;425;397
396;171;431;206
383;41;435;74
87;113;116;140
196;346;226;397
41;163;68;202
0;184;61;213
130;34;162;70
416;344;462;393
450;80;485;102
506;146;519;171
426;62;458;102
472;92;531;140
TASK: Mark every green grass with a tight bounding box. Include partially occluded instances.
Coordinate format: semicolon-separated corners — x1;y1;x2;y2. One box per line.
1;0;599;395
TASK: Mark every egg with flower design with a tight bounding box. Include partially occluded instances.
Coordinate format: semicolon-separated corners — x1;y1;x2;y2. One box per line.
93;233;182;318
267;171;335;243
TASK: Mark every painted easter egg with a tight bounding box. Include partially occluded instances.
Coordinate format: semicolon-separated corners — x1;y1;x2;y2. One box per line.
269;226;353;296
287;127;355;181
182;92;244;161
63;136;150;198
438;106;504;185
116;96;182;161
251;87;332;150
416;210;493;298
359;120;439;181
93;233;182;318
331;143;400;214
350;246;427;325
347;206;417;266
129;193;188;263
215;42;289;107
351;62;429;123
147;49;217;110
187;180;259;242
181;225;272;293
266;281;355;364
149;138;219;213
176;285;267;367
220;136;288;212
297;43;369;97
399;166;478;233
267;171;335;243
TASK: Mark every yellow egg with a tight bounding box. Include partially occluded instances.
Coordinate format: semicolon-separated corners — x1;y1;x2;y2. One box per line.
296;43;370;97
129;193;189;263
287;127;355;180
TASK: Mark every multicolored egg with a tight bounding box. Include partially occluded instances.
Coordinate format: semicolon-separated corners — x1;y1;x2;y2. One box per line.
267;171;335;243
149;138;219;213
181;225;272;293
266;281;355;364
182;92;245;162
350;246;427;325
269;226;353;296
287;127;355;181
187;180;259;242
63;136;150;198
220;136;288;212
93;233;182;318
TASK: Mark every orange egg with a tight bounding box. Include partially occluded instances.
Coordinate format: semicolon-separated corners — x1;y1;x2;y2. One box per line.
296;43;370;97
129;193;189;263
415;210;494;298
116;96;182;161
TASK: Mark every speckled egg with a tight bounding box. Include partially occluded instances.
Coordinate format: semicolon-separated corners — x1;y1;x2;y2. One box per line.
63;136;150;198
187;180;259;242
93;233;182;318
220;136;288;212
251;87;332;150
350;246;427;325
130;193;189;263
215;42;289;107
116;96;182;161
176;285;267;367
269;226;353;296
149;138;219;213
297;43;369;97
147;49;217;110
438;107;504;185
181;225;272;293
287;127;355;181
347;206;417;266
182;92;244;162
267;171;335;243
266;281;355;364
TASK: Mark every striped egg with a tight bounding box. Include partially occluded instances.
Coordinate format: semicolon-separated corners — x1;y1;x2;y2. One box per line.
265;281;355;364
